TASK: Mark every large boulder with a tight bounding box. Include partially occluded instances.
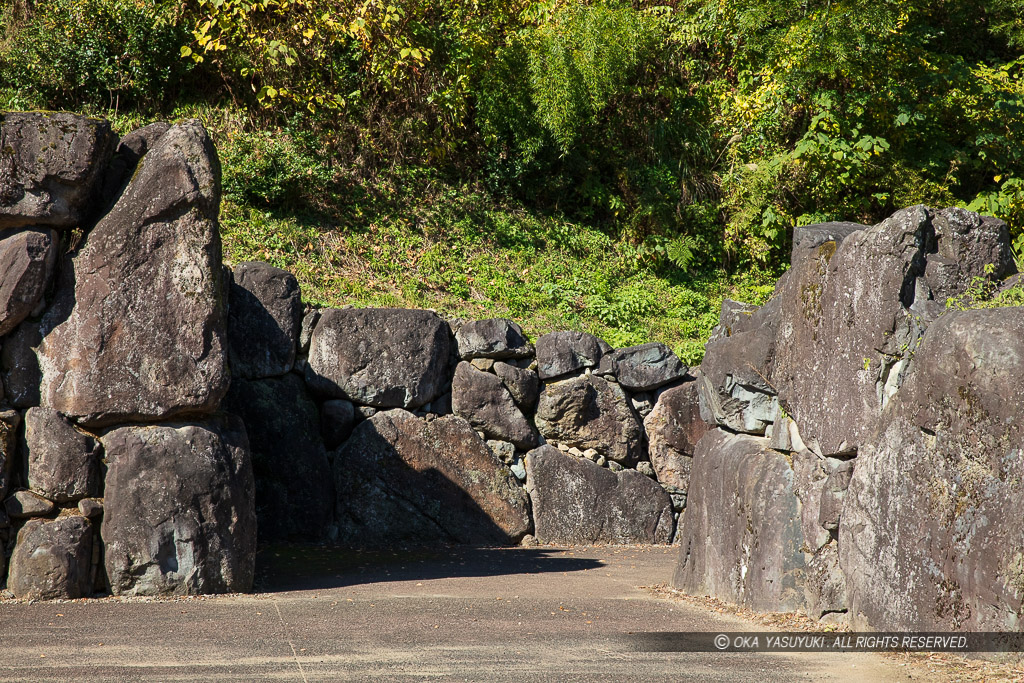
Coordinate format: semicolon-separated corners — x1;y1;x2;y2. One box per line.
101;416;256;596
7;516;94;600
534;374;643;465
493;361;540;410
455;318;532;359
306;308;450;409
643;380;708;491
0;112;117;229
596;342;687;392
25;407;103;504
222;374;334;542
535;331;611;380
333;410;531;546
227;261;302;379
840;308;1024;631
525;445;673;544
672;429;807;612
36;120;229;428
0;228;58;337
451;362;537;450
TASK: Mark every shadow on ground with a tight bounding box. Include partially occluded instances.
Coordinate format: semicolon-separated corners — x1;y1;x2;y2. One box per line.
254;545;604;592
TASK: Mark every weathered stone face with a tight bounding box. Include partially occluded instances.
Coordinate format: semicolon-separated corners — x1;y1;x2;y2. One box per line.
0;112;118;229
451;362;537;450
333;410;531;547
535;331;611;380
36;120;229;428
492;361;540;410
455;318;532;359
101;416;256;596
840;308;1024;631
525;445;673;545
672;430;807;612
8;516;94;600
0;228;58;337
596;342;687;392
1;319;42;408
818;459;855;532
644;380;707;491
306;307;451;409
25;407;103;504
228;261;302;379
535;374;644;465
222;374;335;542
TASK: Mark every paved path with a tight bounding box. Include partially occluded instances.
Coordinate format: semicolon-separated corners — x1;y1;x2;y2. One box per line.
0;546;926;681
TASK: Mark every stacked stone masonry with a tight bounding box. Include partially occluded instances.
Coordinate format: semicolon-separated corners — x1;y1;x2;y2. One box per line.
3;111;1021;638
0;113;690;600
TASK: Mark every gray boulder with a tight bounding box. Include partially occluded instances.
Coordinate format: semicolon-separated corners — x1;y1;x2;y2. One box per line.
37;120;229;428
818;459;855;531
100;121;170;208
840;308;1024;631
8;516;94;600
321;399;356;450
535;330;611;380
222;374;334;542
925;207;1015;301
525;445;674;544
804;542;848;619
596;342;687;391
493;361;540;410
535;374;643;465
644;380;708;491
306;307;450;409
334;410;531;547
451;362;537;450
0;228;58;337
25;407;103;504
4;489;55;518
672;429;807;612
102;416;256;596
228;261;302;379
455;318;532;359
1;319;42;408
0;112;118;229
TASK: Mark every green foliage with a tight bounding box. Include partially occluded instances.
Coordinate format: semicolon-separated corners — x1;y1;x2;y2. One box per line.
0;0;195;112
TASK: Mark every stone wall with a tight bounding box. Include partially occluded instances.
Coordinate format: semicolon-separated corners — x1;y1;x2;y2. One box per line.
0;113;691;600
674;206;1024;632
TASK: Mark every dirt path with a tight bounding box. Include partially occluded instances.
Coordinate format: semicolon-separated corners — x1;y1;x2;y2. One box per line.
0;545;963;681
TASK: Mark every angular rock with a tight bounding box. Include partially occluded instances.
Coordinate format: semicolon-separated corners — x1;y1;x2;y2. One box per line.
707;299;760;343
37;120;229;427
1;319;42;408
840;308;1024;630
791;221;866;253
78;498;103;519
818;459;855;532
791;450;832;554
100;121;170;208
455;318;532;359
5;489;55;518
672;429;807;612
334;410;531;547
0;409;20;501
222;374;334;542
596;342;687;392
804;542;848;619
535;374;643;465
486;439;516;464
227;261;302;379
525;445;673;544
925;207;1015;301
8;516;94;600
25;407;103;504
535;331;611;380
451;362;537;450
492;361;540;410
102;416;256;596
0;112;118;229
321;399;356;450
306;308;450;409
299;308;319;354
0;228;58;337
643;380;708;491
